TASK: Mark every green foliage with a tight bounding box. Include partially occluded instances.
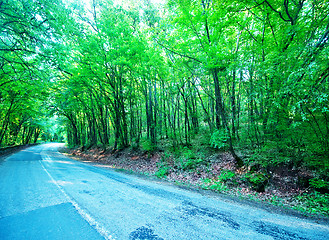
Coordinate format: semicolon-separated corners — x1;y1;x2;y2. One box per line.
217;170;235;182
295;192;329;215
203;178;229;192
155;165;171;178
202;170;236;192
0;0;69;147
131;138;140;150
210;129;229;150
179;157;204;171
309;178;329;191
245;173;268;185
155;152;172;178
160;152;172;164
209;182;229;192
182;147;196;159
1;0;328;190
244;172;269;192
269;196;284;207
141;139;156;153
305;156;329;179
176;147;205;170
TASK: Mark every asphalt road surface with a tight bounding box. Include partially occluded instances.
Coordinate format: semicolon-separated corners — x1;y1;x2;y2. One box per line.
0;143;328;240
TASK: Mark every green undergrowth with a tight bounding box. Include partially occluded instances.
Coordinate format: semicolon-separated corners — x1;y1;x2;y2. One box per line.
150;145;329;217
199;171;329;217
202;170;236;193
155;164;170;178
202;178;329;216
293;191;329;216
71;136;329;217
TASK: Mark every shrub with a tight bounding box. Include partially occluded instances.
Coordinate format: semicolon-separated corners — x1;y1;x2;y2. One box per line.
141;139;156;152
182;146;196;159
309;178;329;193
217;170;235;182
202;178;228;192
179;157;204;170
210;129;229;150
176;146;205;170
245;172;269;192
155;166;170;178
202;170;236;192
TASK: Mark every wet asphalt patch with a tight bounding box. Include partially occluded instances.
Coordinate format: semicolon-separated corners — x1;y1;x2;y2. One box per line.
179;200;240;230
129;226;164;240
252;221;309;240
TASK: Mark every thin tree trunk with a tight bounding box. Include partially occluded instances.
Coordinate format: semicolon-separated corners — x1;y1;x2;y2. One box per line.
213;69;243;167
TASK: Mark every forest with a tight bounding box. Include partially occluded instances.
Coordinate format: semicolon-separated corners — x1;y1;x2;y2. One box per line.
1;0;329;213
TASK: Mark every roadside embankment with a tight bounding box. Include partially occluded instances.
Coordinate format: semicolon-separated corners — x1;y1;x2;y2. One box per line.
0;144;40;160
61;146;329;218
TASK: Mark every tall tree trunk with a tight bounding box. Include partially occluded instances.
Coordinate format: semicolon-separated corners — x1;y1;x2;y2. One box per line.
33;128;41;143
213;69;243;167
0;98;15;145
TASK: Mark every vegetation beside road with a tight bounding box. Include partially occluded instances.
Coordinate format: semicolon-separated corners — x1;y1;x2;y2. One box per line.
62;140;329;217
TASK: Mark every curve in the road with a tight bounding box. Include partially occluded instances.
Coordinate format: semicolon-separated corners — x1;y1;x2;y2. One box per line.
0;143;328;240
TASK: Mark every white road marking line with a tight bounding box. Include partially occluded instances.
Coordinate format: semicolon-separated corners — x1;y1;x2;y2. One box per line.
40;152;115;240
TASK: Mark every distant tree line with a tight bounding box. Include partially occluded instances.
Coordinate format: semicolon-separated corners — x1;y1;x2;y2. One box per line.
0;0;67;146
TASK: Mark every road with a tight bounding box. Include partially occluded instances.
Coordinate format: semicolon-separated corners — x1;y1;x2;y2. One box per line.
0;143;328;240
